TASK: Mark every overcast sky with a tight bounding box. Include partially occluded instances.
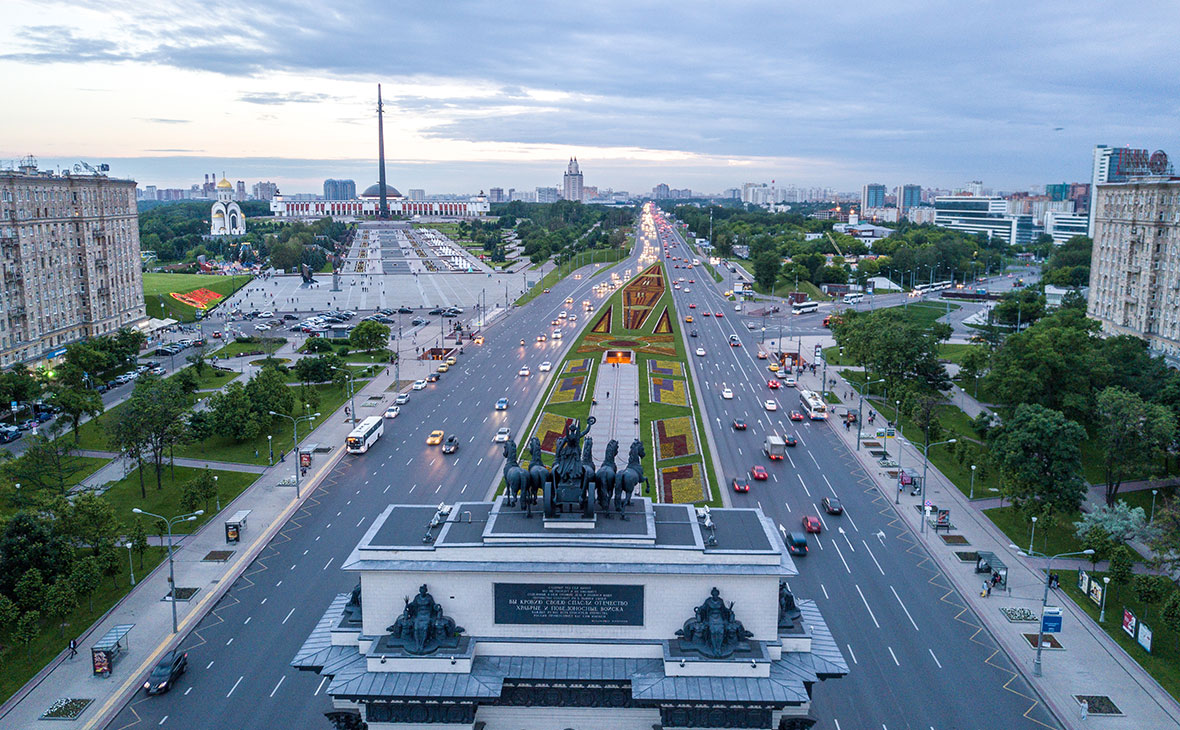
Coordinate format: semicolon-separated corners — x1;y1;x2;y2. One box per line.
3;1;1178;196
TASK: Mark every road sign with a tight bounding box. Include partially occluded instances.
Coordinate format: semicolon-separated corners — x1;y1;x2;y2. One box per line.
1042;607;1063;633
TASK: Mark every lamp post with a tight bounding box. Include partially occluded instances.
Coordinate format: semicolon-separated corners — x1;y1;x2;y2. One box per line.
13;482;20;508
854;378;885;451
919;438;957;534
213;474;220;512
269;411;320;498
1011;546;1095;677
132;507;203;633
970;464;977;500
268;434;273;466
1028;515;1038;555
1099;576;1112;623
1150;489;1159;523
125;541;135;586
886;399;900;462
332;366;356;424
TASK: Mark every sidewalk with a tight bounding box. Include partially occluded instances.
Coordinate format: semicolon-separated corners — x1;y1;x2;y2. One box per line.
588;361;639;464
0;330;455;729
795;339;1180;730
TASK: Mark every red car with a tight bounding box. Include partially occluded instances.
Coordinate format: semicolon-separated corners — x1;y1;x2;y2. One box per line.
689;303;696;308
702;311;711;317
767;379;781;389
802;515;823;533
714;312;724;318
731;476;751;493
789;411;805;422
751;465;769;481
732;418;747;431
689;279;695;284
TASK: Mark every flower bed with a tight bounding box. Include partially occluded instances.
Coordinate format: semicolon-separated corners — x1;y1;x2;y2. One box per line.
564;358;593;374
659;462;705;503
578;333;676;357
532;412;575;455
549;374;588;404
621;263;665;329
41;698;93;720
654;416;699;460
652;306;673;334
649;360;683;377
650;376;688;406
999;607;1039;623
590;306;613;333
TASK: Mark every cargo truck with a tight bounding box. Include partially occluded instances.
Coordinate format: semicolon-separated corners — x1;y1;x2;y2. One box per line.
763;435;786;461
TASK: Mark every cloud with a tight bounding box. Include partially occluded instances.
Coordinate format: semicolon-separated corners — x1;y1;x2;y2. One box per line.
140;118;190;124
238;91;337;106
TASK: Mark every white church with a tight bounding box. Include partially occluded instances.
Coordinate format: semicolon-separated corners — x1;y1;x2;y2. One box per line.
210;177;246;236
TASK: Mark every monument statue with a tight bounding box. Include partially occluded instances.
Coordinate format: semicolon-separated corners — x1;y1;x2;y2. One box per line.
544;417;596;518
675;587;753;658
613;438;649;511
384;584;465;655
778;580;799;630
341;583;363;625
595;439;624;518
525;437;550;518
502;440;531;511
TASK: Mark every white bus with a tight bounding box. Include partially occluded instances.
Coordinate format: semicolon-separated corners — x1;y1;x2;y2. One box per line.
842;293;864;304
792;301;819;315
799;389;828;420
911;280;953;296
346;416;384;454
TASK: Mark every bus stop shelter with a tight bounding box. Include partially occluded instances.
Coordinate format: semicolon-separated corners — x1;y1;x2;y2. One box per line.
92;624;134;676
975;551;1008;589
225;509;251;543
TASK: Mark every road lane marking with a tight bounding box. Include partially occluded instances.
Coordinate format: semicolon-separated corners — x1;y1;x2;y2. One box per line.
356;517;365;527
929;648;943;668
226;675;244;697
206;660;214;669
796;474;810;497
861;540;885;575
324;557;334;570
269;675;286;697
845;644;857;664
830;539;851;573
244;616;251;625
184;687;192;696
855;584;880;628
783;500;791;513
845;511;859;532
888;646;900;666
891;585;920;631
384;485;390;493
282;607;296;624
159;716;168;725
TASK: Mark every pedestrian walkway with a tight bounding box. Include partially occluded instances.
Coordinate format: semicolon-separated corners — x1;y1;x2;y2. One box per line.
795;345;1180;730
588;359;639;464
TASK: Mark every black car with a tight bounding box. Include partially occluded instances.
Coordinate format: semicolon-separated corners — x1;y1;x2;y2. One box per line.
821;497;844;515
426;372;440;382
732;418;747;431
397;307;414;314
283;314;299;321
441;311;458;318
411;318;429;326
428;308;445;315
143;650;187;695
442;435;460;454
0;428;21;444
690;330;698;338
379;308;394;315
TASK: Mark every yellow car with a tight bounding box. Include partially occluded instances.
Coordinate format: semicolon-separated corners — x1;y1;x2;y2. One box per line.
426;430;444;445
474;335;484;345
437;363;449;373
768;363;780;372
685;315;694;323
446;356;457;365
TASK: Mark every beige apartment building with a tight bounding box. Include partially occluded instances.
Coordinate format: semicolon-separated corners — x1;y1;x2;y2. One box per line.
1087;178;1180;367
0;158;146;368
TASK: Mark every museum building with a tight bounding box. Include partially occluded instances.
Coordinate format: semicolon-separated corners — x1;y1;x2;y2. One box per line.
292;498;846;729
270;184;489;221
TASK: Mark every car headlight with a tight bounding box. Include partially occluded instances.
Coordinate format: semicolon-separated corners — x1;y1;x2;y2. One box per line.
144;682;151;690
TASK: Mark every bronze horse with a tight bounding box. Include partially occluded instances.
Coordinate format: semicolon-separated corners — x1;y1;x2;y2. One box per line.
502;440;530;509
614;438;648;514
595;439;625;518
525;437;550;518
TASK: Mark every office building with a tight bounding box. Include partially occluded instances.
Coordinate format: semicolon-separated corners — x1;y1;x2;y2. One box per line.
1045;183;1070;202
861;184;886;211
933;195;1033;246
408;189;426;201
323;179;357;201
1088;146;1172;235
487;187;505;203
562;158;584;202
895;184;921;213
252;181;279;201
1087;178;1180;366
0;158;147;368
905;207;937;224
235;180;247;201
652;183;671;200
1044;211;1089;245
536;187;560;203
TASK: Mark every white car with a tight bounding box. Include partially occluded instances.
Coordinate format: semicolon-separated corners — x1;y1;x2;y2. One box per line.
494;427;511;443
254;324;269;331
395;393;409;404
383;406;400;419
695;347;706;356
783;376;797;388
539;361;552;372
412;379;427;390
764;399;778;412
569;315;577;322
519;366;530;377
552;330;562;339
722;388;733;399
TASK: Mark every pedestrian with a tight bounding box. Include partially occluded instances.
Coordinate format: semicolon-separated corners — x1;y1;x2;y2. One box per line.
986;581;992;597
844;419;850;431
981;581;988;598
68;638;78;659
607;391;610;398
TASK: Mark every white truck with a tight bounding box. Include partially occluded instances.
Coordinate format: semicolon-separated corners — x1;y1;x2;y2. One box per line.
763;435;786;461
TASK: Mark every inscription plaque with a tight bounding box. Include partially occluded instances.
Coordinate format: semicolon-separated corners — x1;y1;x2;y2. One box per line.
494;583;644;626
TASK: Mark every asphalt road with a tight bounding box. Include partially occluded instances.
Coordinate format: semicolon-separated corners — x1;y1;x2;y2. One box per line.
105;236;649;730
655;216;1060;729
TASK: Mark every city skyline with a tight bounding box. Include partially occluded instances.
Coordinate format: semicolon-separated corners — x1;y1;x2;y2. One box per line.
3;1;1179;194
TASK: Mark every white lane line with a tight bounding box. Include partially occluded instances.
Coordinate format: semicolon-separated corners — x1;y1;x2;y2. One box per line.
796;474;810;497
888;646;900;666
830;539;851;573
356;517;365;527
184;687;192;696
226;637;233;645
282;607;296;624
816;512;829;531
324;557;334;571
786;453;796;468
244;616;252;625
159;715;168;725
302;550;308;556
862;540;885;575
820;583;829;600
783;499;791;513
409;485;416;494
270;675;286;697
384;485;390;493
891;585;920;631
206;660;215;669
809;452;820;467
477;458;483;466
845;511;860;532
855;584;880;628
406;458;413;465
435;484;441;493
845;644;857;664
226;675;244;697
841;529;856;552
260;598;267;605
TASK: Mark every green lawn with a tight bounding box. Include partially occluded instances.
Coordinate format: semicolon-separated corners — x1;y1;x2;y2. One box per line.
181;365;240;390
173;381;361;465
881;301;960;330
343;349;394;363
0;546;167;705
937;343;985;365
61;392;203;452
142;272;253;323
211;337;286;358
756;279;831;301
983;506;1089;558
102;465;259;533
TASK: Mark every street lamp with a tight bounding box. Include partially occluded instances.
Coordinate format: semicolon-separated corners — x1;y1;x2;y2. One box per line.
13;482;19;508
1150;489;1159;523
269;411;320;498
125;541;135;586
331;366;356;424
132;507;203;633
854;378;885;451
919;438;957;534
268;434;273;466
1099;576;1112;623
1028;515;1038;554
970;464;977;500
1011;545;1095;677
213;474;220;512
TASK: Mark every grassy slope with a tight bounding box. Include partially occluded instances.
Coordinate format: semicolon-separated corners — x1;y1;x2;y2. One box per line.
103;465;259;533
142;272;253;323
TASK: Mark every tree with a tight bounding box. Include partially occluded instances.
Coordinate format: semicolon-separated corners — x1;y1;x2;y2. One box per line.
752;251;781;292
0;594;19;635
129;518;149;570
989;404;1087;521
1161;592;1180;633
1107;546;1134;588
208;381;263;442
1095;387;1175;505
292;354;343;385
303;337;334;353
15;568;47;612
15;610;40;658
69;557;102;612
1133;574;1169;617
244;367;294;424
3;424;87;497
51;384;104;444
908;393;943;450
180;469;218;514
1073;501;1158;547
958;347;989;398
1078;526;1115;570
64;492;121;557
44;579;77;637
186;343;209;376
107;400;152;499
349;320;390;353
97;544;122;588
126;378;191;490
1147;500;1180;575
0;512;74;596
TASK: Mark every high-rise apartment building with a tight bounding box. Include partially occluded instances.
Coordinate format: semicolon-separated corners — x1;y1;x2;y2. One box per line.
0;158;146;367
895;184;921;213
252;181;279;201
562;158;584;202
536;187;560;203
1087;178;1180;366
1088;146;1165;235
861;184;886;211
487;187;505;203
933;195;1033;246
407;189;425;201
323;179;357;201
652;183;671;200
